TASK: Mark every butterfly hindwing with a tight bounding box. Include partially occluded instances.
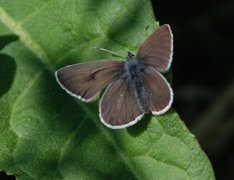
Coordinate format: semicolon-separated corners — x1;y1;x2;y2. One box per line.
137;24;173;72
99;78;145;129
144;67;173;114
56;60;123;102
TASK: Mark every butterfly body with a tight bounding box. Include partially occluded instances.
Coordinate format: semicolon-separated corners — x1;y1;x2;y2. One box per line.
123;54;150;112
55;24;174;129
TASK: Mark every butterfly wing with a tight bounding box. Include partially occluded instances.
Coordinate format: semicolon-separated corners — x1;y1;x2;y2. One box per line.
55;60;123;102
137;24;173;72
99;78;145;129
143;67;173;114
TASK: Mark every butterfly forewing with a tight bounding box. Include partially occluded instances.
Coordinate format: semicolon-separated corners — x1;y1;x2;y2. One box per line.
137;24;173;72
100;78;144;129
143;67;173;114
56;60;123;102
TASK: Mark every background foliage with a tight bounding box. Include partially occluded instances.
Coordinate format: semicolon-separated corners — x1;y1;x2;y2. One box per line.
153;0;234;179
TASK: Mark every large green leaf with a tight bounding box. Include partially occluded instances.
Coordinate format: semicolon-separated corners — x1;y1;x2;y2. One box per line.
0;0;215;179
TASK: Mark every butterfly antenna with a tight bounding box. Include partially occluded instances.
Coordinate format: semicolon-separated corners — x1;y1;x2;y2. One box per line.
92;46;125;58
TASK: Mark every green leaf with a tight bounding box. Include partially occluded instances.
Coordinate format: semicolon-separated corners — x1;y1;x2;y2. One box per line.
0;0;215;179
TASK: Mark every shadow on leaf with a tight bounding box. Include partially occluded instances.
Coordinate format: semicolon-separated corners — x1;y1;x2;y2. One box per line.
107;3;150;52
0;54;16;97
127;114;151;136
0;34;19;51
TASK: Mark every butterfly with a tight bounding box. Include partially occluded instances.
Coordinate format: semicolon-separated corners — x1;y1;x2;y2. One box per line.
55;24;173;129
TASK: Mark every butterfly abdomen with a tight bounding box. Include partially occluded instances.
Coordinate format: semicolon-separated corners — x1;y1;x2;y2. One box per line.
134;76;150;112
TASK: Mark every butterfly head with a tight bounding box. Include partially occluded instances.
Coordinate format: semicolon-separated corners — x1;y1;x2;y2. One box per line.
127;51;135;59
124;53;144;81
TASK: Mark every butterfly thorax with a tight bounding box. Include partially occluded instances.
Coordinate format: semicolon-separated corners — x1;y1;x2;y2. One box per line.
123;55;150;112
124;55;144;81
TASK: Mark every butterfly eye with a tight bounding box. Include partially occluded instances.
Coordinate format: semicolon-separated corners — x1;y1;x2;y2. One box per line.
127;51;135;58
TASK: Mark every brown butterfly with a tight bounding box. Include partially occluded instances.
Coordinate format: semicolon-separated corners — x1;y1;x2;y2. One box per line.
55;24;173;129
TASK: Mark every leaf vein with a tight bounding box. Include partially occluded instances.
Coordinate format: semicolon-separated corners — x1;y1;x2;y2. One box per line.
10;70;44;125
0;7;50;64
21;2;50;24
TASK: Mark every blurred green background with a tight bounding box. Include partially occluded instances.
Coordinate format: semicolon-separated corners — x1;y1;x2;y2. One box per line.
152;0;234;179
1;0;233;179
